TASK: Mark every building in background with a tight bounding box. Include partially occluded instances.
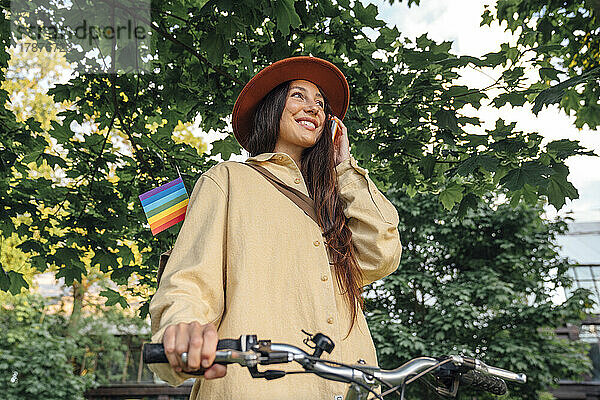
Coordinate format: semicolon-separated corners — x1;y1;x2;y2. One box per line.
554;222;600;400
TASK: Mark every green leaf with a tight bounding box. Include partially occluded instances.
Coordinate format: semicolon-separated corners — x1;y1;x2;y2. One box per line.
500;162;551;191
419;155;435;179
56;265;84;285
0;265;10;292
353;2;385;28
236;43;253;71
111;266;133;284
100;289;129;308
17;240;44;254
53;247;86;285
204;31;227;65
272;0;301;36
48;84;70;102
455;156;479;176
48;120;73;143
546;139;585;160
532;44;563;53
482;50;507;66
487;119;515;138
92;252;119;272
434;109;460;133
391;162;414;186
463;134;487;148
210;135;241;160
545;175;579;210
478;155;499;172
415;34;434;50
502;66;525;85
7;270;29;294
492;92;527;107
117;246;134;266
481;8;493;26
54;247;86;271
533;66;600;114
139;301;150;319
456;193;478;218
510;183;539;207
439;184;464;210
437;129;455;144
539;67;560;82
375;26;400;49
30;255;47;272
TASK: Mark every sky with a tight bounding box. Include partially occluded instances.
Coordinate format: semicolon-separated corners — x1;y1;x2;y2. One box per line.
370;0;600;222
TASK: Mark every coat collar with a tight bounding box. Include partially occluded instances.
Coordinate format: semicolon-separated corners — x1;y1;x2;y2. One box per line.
244;152;308;196
245;152;300;171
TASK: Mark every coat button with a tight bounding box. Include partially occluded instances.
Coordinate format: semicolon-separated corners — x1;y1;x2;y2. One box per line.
313;240;320;247
294;177;301;184
327;317;334;324
321;274;328;282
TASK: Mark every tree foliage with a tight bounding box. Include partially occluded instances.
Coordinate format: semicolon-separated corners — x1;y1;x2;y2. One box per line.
0;294;92;399
0;293;150;399
483;0;600;128
1;1;597;314
398;0;600;128
367;191;593;399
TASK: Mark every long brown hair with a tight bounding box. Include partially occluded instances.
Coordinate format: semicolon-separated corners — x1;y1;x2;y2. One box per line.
246;81;364;337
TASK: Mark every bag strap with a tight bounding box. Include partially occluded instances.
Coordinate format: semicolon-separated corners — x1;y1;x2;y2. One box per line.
243;162;320;227
157;249;171;285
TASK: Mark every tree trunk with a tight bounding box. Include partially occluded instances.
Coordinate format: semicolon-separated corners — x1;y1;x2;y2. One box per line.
66;281;85;336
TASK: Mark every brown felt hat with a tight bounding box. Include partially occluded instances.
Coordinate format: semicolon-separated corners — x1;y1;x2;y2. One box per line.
232;56;350;151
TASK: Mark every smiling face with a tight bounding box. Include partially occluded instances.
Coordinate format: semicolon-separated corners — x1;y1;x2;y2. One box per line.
276;80;327;154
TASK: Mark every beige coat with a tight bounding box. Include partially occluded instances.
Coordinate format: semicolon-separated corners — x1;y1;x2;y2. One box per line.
148;152;402;400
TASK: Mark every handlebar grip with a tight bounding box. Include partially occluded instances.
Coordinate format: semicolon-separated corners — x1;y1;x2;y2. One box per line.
460;370;507;395
143;338;241;364
144;343;169;363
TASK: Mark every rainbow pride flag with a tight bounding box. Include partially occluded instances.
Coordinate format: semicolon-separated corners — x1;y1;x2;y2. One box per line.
139;177;189;235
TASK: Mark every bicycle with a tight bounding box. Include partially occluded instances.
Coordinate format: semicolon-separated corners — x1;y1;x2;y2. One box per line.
143;330;526;399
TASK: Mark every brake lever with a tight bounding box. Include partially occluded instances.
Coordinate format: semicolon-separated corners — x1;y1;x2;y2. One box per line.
436;377;460;398
218;349;259;366
431;357;467;398
252;340;294;364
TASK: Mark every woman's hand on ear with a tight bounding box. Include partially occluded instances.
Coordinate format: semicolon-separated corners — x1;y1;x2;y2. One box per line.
333;117;350;166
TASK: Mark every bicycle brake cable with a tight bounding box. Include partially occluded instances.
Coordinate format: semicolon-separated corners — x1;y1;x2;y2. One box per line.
302;356;385;400
418;374;448;398
304;355;390;387
380;384;402;397
405;358;453;385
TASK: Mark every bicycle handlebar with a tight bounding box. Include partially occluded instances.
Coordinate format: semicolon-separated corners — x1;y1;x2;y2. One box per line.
143;332;526;399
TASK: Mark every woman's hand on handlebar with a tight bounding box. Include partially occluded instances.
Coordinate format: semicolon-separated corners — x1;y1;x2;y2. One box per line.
163;321;227;379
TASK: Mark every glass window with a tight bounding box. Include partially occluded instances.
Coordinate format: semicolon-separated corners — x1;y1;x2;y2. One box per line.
575;266;593;280
580;325;600;382
567;265;600;313
579;280;598;294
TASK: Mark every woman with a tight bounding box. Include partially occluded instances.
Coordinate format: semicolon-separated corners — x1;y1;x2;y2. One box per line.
148;56;402;399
